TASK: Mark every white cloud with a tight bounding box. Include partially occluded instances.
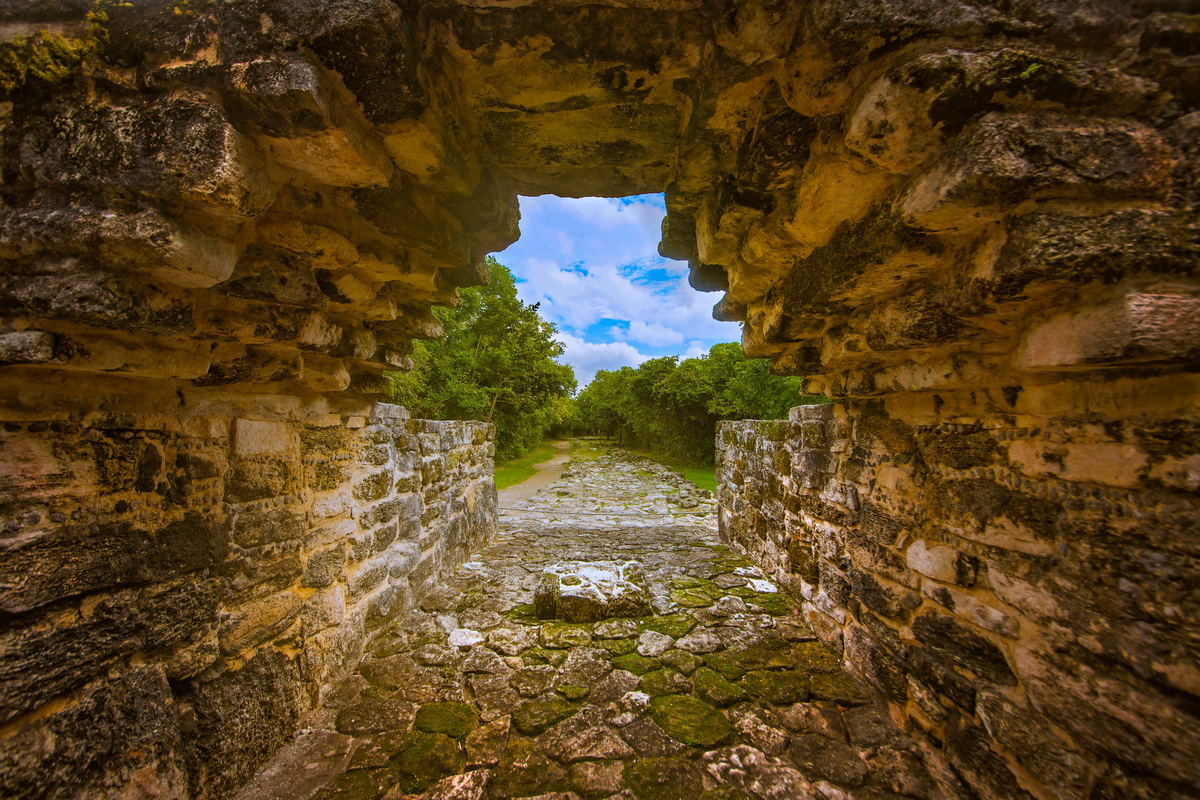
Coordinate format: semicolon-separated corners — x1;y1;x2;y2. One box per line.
555;331;650;388
611;320;686;347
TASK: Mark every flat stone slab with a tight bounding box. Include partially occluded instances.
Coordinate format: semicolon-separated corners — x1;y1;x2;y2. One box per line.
535;561;652;622
243;442;933;800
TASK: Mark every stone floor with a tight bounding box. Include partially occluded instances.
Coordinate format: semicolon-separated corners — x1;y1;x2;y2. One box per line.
242;445;933;800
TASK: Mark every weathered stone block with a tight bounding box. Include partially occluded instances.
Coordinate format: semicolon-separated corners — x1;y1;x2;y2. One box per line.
911;611;1015;685
302;545;347;588
0;511;228;614
534;561;653;623
218;590;301;655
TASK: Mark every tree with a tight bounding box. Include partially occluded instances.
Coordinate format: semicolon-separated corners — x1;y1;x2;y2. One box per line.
389;257;576;461
572;342;803;465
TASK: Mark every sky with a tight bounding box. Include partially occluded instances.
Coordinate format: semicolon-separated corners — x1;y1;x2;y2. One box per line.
494;194;742;389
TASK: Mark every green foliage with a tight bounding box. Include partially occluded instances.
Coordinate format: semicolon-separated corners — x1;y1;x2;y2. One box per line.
0;7;111;95
574;342;802;465
388;258;576;462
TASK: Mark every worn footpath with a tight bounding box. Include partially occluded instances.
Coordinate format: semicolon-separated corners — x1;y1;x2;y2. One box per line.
242;445;933;800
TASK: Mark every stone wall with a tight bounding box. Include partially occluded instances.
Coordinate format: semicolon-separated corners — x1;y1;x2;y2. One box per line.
0;403;495;800
0;1;1196;798
718;400;1200;800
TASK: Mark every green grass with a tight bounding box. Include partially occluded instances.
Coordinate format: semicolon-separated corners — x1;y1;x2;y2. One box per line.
626;447;717;494
494;441;559;489
569;438;606;461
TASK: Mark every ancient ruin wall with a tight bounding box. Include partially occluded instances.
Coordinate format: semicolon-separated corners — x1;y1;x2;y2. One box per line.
718;401;1199;800
0;405;495;799
0;1;1197;798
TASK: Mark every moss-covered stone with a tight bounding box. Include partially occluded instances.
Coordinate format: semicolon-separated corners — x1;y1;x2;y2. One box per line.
810;672;869;704
413;701;479;738
704;652;747;682
540;621;593;649
523;647;569;667
506;603;539;624
670;588;714;608
623;756;705;800
612;653;661;675
699;787;753;800
692;667;748;707
492;736;570;797
742;670;811;705
648;695;735;746
640;613;696;639
513;697;579;735
556;683;590;700
793;641;843;673
392;732;464;793
746;595;791;616
659;649;702;675
728;642;798;671
598;636;640;656
639;669;690;697
311;765;398;800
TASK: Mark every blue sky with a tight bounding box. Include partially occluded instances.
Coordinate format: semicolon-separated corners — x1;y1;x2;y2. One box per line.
494;194;742;388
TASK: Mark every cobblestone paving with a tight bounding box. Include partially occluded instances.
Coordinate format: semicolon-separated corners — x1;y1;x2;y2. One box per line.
306;446;933;800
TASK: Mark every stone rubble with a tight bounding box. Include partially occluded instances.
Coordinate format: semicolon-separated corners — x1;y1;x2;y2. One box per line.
245;442;932;800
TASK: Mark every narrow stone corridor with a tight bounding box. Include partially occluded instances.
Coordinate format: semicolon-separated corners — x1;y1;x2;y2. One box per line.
242;445;932;800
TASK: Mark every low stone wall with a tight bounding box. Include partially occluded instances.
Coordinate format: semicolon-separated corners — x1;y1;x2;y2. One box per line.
0;403;495;799
717;400;1200;800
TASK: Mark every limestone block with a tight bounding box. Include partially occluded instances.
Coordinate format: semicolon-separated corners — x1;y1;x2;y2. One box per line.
22;96;275;219
847;49;1159;174
0;330;57;364
906;539;974;585
219;591;302;655
922;583;1020;638
227;51;393;187
234;418;298;458
257;221;358;269
901;113;1171;230
534;561;653;623
299;355;352;393
0;206;238;289
1016;289;1200;371
197;346;304;387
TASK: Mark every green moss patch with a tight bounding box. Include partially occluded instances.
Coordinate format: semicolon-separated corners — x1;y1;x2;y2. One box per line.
392;732;464;793
659;649;702;675
639;669;689;697
413;701;479;739
597;637;639;656
692;667;748;707
741;670;811;705
648;695;734;746
513;697;579;735
556;683;590;700
623;757;705;800
523;647;568;667
640;613;696;639
612;653;660;675
703;652;747;682
793;641;843;673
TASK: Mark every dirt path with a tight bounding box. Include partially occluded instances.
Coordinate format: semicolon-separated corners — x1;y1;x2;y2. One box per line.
238;443;932;800
497;439;572;506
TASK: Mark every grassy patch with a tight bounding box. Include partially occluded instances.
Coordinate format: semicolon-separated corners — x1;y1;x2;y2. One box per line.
625;448;717;493
569;438;606;461
494;440;559;489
